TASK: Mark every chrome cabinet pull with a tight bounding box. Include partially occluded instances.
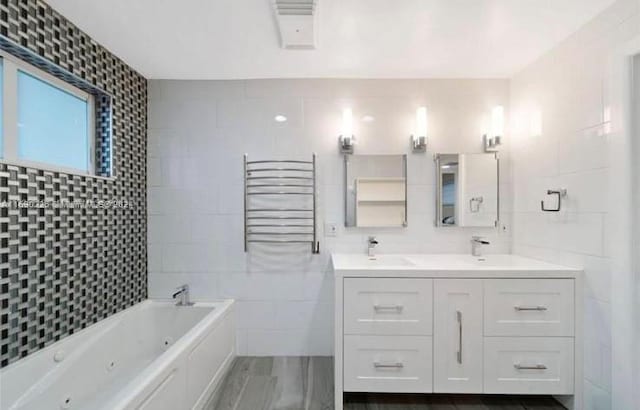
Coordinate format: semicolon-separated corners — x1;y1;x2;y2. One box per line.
456;310;463;364
373;304;403;312
514;305;548;311
373;361;404;369
514;363;547;370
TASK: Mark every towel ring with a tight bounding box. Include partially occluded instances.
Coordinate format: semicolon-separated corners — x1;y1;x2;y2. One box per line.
541;189;567;212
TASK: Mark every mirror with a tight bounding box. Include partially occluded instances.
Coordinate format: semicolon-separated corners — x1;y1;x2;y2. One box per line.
435;153;498;227
344;154;407;228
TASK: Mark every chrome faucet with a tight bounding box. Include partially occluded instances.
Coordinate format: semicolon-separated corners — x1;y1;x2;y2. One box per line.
172;284;193;306
367;236;379;259
471;236;490;257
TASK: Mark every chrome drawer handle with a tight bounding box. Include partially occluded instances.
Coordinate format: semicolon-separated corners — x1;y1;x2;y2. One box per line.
456;310;462;364
514;363;547;370
373;304;403;312
514;305;548;311
373;361;404;369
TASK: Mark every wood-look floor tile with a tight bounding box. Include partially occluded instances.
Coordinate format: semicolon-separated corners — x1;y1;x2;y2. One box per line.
345;393;455;410
479;396;526;410
209;358;566;410
270;357;307;409
207;357;255;410
519;396;566;410
449;395;492;409
235;375;278;410
306;357;334;410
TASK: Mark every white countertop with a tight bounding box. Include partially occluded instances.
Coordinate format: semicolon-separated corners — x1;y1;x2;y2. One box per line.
331;253;582;278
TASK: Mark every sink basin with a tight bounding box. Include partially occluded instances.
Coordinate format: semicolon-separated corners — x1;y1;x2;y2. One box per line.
463;254;547;268
404;254;516;267
403;254;573;271
362;255;415;267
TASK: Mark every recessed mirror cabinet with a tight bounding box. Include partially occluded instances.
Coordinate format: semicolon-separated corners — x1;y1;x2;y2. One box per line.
344;154;407;228
435;153;499;227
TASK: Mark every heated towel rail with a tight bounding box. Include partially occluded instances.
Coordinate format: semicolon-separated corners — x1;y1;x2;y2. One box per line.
244;154;319;253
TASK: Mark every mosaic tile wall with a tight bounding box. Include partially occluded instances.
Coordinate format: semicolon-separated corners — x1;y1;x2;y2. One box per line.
0;0;147;367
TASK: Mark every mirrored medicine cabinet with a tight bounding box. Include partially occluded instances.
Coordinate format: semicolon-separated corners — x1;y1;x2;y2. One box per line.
434;153;499;228
344;154;407;228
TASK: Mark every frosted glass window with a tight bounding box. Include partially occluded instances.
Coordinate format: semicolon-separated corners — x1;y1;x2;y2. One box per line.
17;70;90;171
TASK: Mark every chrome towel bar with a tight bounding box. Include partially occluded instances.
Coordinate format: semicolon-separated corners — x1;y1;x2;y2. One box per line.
247;160;312;165
246;176;313;180
247;184;313;188
248;217;313;221
244;154;319;254
247;167;313;172
247;208;312;212
247;192;313;196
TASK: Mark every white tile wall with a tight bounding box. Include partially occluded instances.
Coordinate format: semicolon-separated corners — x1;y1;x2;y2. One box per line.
148;78;510;356
509;1;640;408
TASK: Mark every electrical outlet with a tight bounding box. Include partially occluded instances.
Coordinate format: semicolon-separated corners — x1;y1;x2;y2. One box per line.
324;222;338;237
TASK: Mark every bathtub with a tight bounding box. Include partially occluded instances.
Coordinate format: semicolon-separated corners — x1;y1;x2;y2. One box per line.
0;299;235;410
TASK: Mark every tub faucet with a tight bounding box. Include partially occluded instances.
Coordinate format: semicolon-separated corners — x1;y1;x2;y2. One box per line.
471;236;490;257
367;236;379;259
172;284;193;306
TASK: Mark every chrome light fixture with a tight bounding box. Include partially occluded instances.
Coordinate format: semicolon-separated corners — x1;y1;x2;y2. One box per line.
339;108;355;154
483;105;504;152
411;106;428;152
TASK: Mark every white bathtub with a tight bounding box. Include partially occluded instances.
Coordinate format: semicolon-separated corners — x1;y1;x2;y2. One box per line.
0;299;235;410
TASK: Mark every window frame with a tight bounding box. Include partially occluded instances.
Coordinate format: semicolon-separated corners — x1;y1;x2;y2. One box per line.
0;49;97;176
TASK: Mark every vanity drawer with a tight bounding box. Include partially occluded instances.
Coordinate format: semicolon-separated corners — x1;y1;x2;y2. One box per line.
484;279;574;336
344;278;433;335
344;335;433;393
483;337;574;394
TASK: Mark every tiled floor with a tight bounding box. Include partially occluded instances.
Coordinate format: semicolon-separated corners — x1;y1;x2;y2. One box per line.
206;357;566;410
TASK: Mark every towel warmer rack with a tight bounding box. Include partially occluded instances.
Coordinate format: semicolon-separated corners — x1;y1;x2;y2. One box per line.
244;154;319;253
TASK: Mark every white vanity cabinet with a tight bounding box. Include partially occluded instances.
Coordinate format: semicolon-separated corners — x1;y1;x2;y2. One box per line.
333;254;583;410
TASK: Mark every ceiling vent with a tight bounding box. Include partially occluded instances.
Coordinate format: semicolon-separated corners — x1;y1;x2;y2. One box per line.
273;0;318;49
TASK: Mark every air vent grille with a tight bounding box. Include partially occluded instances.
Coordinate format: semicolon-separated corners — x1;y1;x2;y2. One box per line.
274;0;316;16
272;0;318;49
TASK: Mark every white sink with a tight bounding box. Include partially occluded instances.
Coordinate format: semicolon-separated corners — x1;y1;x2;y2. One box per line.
363;255;415;267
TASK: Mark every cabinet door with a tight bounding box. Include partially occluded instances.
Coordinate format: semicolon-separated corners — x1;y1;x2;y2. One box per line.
433;279;483;393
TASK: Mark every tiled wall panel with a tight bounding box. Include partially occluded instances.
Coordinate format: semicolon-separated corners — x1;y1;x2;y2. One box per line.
509;1;640;408
147;78;511;356
0;0;147;367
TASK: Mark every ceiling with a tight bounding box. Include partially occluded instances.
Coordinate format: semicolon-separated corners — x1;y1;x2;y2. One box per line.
46;0;615;79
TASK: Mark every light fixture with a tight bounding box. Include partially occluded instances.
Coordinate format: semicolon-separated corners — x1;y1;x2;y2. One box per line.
362;115;375;122
274;114;287;123
339;108;355;154
411;106;428;152
483;105;504;152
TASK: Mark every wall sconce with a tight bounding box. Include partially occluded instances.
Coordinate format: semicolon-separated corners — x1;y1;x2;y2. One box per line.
411;106;428;152
483;105;504;152
339;108;355;154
